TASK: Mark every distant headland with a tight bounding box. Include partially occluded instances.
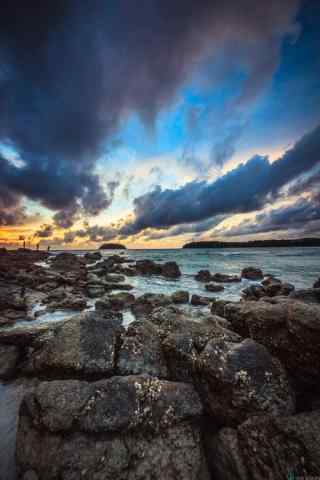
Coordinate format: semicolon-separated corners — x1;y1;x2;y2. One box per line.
99;243;127;250
183;238;320;249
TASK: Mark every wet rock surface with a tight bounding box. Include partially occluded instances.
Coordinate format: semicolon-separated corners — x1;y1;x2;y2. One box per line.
208;411;320;480
22;311;124;379
211;297;320;392
0;249;320;479
16;376;209;480
241;266;263;280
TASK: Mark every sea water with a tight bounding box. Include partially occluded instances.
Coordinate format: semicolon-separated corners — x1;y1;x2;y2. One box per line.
96;247;320;301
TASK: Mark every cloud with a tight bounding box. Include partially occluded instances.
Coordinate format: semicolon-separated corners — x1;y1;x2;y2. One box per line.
35;224;54;238
218;195;320;237
143;216;227;241
0;0;300;224
0;207;27;227
119;125;320;235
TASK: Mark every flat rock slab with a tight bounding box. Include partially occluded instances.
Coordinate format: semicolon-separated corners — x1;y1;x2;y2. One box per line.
212;299;320;390
22;311;124;378
209;410;320;480
16;375;209;480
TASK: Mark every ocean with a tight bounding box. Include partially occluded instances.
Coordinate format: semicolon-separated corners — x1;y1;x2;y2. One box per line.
92;247;320;301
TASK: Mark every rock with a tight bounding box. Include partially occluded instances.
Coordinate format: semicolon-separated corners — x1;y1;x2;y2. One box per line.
0;322;53;347
135;259;162;275
87;285;106;298
261;275;281;286
314;278;320;289
205;283;224;293
242;278;295;300
191;294;211;306
289;288;320;304
279;282;295;296
96;292;135;311
87;272;102;284
208;410;320;479
0;344;20;379
135;260;181;278
197;338;295;426
118;320;168;377
84;251;102;262
211;273;241;283
22;471;39;480
195;270;212;282
104;273;126;283
149;306;240;343
214;299;320;391
171;290;189;304
16;376;209;480
241;266;263;280
44;287;88;311
161;261;181;278
132;293;172;316
50;253;85;272
105;283;134;292
242;284;266;300
22;311;124;378
162;320;241;383
0;284;27;311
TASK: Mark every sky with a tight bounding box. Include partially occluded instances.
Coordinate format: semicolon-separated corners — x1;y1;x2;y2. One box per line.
0;0;319;249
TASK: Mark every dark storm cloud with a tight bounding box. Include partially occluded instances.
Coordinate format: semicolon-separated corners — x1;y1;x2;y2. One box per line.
0;207;26;227
0;0;300;224
287;167;320;197
35;224;54;238
64;224;119;244
120;125;320;236
143;216;227;241
220;195;320;237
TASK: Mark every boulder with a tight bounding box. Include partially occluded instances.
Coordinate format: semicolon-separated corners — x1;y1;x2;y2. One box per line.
241;284;266;300
16;376;209;480
208;411;320;480
197;338;295;426
104;273;126;283
191;294;211;306
289;288;320;304
132;293;171;316
22;311;124;378
87;285;106;298
96;292;135;311
205;283;224;293
241;266;263;280
161;261;181;278
149;306;239;343
212;299;320;391
162;320;241;383
84;251;102;262
44;287;88;311
211;273;241;283
314;278;320;289
0;344;20;379
135;259;162;275
242;278;295;300
118;320;168;377
171;290;189;304
50;253;85;272
195;270;212;282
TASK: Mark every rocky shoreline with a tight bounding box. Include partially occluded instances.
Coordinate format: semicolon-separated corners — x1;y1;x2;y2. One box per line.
0;248;320;479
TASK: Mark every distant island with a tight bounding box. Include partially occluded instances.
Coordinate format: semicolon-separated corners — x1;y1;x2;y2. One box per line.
183;238;320;249
99;243;127;250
